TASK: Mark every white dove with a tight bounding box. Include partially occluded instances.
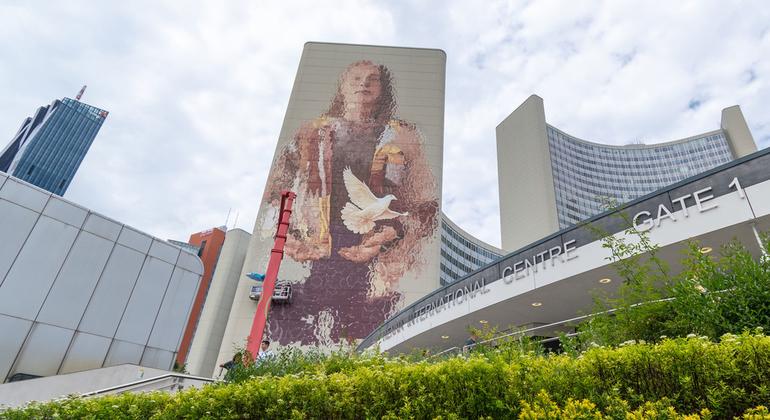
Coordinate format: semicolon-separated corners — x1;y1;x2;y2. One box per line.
340;167;408;234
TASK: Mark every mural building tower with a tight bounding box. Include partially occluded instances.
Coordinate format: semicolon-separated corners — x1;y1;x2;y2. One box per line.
214;43;446;363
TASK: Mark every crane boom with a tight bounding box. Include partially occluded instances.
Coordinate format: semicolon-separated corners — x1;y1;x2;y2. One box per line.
246;190;296;357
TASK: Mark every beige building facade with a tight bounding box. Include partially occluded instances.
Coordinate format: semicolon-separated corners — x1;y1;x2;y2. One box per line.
214;42;446;367
185;228;251;377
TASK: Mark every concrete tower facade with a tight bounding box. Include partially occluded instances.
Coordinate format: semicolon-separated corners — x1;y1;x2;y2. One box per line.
214;42;446;366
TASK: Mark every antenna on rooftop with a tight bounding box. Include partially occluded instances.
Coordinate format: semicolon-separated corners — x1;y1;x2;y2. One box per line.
224;208;232;228
75;85;87;101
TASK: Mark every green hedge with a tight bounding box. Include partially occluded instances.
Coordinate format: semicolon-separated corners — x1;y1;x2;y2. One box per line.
5;333;770;419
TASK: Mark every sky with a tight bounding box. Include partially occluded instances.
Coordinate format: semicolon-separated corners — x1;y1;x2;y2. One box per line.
1;1;769;247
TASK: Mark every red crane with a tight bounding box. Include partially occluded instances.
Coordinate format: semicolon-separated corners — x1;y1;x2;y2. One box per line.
246;190;296;358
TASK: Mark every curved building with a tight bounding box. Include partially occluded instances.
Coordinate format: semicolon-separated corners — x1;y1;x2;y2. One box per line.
439;215;503;286
497;95;757;251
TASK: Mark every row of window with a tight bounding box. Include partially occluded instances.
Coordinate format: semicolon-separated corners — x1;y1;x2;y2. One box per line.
547;127;734;228
441;235;497;270
13;100;105;195
441;221;501;260
439;222;503;286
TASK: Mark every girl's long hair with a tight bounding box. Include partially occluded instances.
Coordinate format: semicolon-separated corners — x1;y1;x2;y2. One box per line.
325;60;396;124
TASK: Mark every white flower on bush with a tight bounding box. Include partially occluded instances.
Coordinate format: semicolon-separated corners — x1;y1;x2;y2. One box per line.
686;333;697;338
620;340;636;347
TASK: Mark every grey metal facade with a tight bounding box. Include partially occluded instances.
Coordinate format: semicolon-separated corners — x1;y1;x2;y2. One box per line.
0;172;203;383
548;126;734;228
0;97;107;196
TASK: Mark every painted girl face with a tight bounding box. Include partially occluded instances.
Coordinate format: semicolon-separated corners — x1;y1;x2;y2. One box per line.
340;63;383;109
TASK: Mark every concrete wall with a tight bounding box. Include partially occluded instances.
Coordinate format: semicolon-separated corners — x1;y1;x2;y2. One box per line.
496;95;559;252
186;228;251;377
0;172;203;382
721;105;757;158
176;227;226;365
0;364;169;408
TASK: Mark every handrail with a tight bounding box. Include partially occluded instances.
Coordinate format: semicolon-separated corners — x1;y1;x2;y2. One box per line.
418;286;731;357
79;373;216;397
462;297;677;353
431;346;460;358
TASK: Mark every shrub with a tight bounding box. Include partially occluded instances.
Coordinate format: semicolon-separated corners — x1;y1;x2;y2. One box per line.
4;333;770;419
579;222;770;347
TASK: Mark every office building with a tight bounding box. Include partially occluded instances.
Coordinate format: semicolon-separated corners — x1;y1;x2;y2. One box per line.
497;95;756;251
439;215;503;286
0;96;107;196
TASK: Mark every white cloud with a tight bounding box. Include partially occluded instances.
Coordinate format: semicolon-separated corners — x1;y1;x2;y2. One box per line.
1;0;768;248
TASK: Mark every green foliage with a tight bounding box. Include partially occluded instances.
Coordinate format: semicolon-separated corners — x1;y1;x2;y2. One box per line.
517;390;719;419
171;361;187;374
664;242;770;339
221;345;387;383
580;217;770;347
5;333;770;419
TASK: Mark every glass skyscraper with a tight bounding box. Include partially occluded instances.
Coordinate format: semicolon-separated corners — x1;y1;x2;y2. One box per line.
0;97;108;196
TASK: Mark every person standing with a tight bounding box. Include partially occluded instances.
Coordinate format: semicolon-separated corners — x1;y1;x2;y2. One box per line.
257;339;274;361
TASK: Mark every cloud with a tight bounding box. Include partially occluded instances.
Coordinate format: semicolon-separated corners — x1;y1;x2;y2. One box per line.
1;0;769;249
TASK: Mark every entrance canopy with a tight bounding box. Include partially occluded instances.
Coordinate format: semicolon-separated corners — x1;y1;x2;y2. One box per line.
358;148;770;354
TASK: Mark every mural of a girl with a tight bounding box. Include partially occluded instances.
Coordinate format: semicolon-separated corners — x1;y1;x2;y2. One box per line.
262;60;438;345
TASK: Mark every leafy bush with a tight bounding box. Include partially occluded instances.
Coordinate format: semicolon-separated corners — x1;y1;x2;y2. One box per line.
518;390;717;419
579;222;770;347
5;333;770;419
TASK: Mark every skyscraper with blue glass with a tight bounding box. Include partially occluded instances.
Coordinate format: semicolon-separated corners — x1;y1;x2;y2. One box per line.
0;97;108;196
